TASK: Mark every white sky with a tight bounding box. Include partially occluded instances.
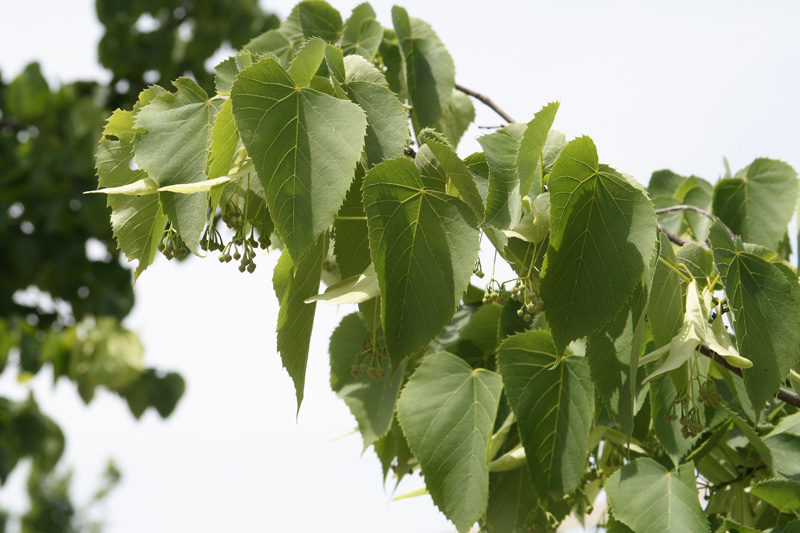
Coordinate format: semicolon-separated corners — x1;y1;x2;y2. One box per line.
1;1;799;532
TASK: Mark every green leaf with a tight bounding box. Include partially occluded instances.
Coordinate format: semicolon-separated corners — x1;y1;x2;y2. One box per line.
708;220;800;414
648;169;686;198
287;37;327;87
373;417;414;485
478;124;526;230
437;89;475;148
542;136;658;353
206;98;239;180
134;78;219;249
333;167;370;278
752;479;800;514
765;432;800;480
231;56;367;261
483;469;538;533
675;242;717;289
648;233;684;347
497;330;594;498
712;158;799;250
96;100;167;280
297;0;342;43
391;6;455;131
586;281;650;437
422;138;485;221
340;3;383;60
414;144;448;192
606;458;710;533
650;374;696;465
338;54;409;168
396;352;503;533
363;158;480;364
329;313;403;450
244;7;304;67
681;179;714;241
517;102;559;197
273;236;326;412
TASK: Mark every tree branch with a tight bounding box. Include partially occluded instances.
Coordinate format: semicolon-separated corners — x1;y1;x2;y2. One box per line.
698;343;800;409
658;223;709;249
455;83;516;124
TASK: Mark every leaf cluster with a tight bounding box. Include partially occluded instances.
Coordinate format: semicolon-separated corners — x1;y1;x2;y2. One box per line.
96;2;800;531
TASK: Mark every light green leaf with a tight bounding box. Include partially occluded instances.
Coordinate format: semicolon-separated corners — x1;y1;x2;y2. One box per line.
157;175;234;194
273;236;326;412
478;124;526;230
681;179;714;241
392;6;455;131
288;37;327;87
675;242;717;289
396;352;503;533
497;330;594;498
650;373;696;465
305;263;379;305
134;78;219;249
752;479;800;514
765;432;800;480
340;3;383;60
88;177;159;196
712;158;799;250
363;158;480;364
422;137;485;221
517;102;559;197
206;98;239;180
214;51;259;95
339;54;409;168
606;458;710;533
542;136;658;353
231;56;366;261
96;103;167;280
329;313;403;450
648;169;686;198
437;89;475;148
708;220;800;414
244;7;303;67
647;232;684;348
414;144;448;192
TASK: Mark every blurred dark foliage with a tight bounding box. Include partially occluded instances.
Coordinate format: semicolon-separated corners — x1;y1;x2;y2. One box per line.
0;1;277;530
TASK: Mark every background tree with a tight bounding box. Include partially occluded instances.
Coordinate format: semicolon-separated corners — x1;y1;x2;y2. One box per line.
0;1;276;529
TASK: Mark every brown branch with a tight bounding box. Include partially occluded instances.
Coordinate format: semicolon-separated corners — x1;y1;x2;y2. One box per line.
455;83;517;124
658;223;709;249
655;205;737;241
698;343;800;409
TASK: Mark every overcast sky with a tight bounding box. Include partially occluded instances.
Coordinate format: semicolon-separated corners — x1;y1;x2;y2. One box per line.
1;1;799;532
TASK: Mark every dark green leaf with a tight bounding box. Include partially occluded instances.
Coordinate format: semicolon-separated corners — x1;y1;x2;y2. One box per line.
273;236;326;411
497;330;594;498
648;233;684;347
298;0;342;43
231;56;366;260
542;136;658;353
363;158;480;364
422;138;485;221
713;158;798;250
340;3;383;60
709;220;800;415
437;89;475;148
752;479;800;514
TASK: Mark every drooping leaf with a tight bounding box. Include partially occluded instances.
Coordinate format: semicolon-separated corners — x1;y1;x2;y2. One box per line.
712;158;799;250
647;233;684;348
373;417;414;485
517;102;559;197
497;330;594;498
586;281;650;437
134;78;219;249
483;469;538;533
329;313;403;450
708;220;800;415
333;167;370;278
437;89;475;148
231;56;367;261
363;158;480;364
396;352;503;533
606;458;710;533
422;137;485;221
96;97;167;280
273;236;326;411
542;136;658;353
392;6;455;131
206;99;239;181
339;3;383;60
478;124;526;230
650;373;696;465
337;54;409;167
